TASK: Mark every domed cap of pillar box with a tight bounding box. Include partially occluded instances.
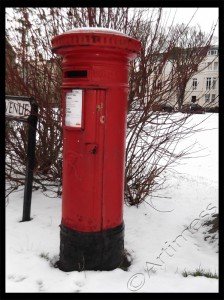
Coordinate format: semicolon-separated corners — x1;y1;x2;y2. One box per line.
51;27;141;60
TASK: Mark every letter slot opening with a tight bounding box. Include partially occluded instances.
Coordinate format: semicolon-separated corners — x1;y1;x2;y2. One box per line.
65;70;87;78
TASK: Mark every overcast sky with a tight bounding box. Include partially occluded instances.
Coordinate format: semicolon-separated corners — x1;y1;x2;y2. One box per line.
6;7;219;40
162;7;219;37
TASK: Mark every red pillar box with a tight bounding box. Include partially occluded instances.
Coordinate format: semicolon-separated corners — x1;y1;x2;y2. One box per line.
51;28;141;271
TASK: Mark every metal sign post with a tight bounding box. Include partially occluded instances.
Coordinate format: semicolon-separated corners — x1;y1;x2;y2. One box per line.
6;96;38;222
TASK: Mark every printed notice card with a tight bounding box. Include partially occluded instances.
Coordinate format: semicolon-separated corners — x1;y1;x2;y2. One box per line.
65;90;83;127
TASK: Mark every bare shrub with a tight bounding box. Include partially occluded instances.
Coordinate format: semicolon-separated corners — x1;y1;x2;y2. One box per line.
5;8;216;205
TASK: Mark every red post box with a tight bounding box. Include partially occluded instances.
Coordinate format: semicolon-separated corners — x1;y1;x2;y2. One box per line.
51;28;141;271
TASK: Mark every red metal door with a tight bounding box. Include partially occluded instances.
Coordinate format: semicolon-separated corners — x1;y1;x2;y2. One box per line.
62;89;106;232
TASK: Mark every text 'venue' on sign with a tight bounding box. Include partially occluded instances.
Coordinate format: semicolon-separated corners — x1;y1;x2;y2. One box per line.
6;99;31;118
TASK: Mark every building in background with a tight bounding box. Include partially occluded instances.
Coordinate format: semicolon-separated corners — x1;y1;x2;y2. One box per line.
155;44;219;110
133;45;219;112
184;45;219;108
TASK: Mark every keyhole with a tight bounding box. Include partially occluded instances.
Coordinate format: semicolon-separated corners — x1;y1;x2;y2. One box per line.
100;116;105;124
92;146;97;154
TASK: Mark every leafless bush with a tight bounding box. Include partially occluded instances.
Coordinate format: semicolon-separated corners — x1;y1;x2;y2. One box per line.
5;8;216;205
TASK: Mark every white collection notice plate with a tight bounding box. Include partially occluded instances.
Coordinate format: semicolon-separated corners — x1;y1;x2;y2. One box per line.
65;90;83;128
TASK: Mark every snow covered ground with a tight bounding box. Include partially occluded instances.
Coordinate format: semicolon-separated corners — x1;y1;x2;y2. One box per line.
5;113;219;293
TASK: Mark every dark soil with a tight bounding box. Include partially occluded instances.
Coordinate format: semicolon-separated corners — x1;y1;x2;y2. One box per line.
203;214;219;234
119;249;133;271
202;214;219;251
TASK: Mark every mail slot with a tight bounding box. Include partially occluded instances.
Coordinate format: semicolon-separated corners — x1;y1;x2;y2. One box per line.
65;70;87;78
52;28;141;271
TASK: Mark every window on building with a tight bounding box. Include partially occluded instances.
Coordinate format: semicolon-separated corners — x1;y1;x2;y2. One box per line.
211;94;216;102
208;50;218;56
214;62;218;70
205;94;210;103
212;78;217;89
191;96;197;102
207;62;213;70
192;78;197;90
206;77;211;90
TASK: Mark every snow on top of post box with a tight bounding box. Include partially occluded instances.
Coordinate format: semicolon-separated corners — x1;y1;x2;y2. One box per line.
63;27;128;36
51;27;141;55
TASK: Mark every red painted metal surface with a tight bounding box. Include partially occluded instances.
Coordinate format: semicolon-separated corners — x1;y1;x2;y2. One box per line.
52;28;141;232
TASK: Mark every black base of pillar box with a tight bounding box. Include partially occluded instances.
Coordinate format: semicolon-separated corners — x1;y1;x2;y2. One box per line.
58;223;124;272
